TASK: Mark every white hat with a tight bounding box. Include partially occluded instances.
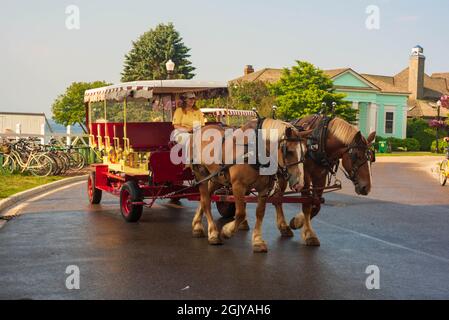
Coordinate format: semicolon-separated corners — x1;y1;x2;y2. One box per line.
183;92;196;99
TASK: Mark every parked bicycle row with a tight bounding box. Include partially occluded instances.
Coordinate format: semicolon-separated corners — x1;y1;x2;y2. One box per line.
0;137;86;176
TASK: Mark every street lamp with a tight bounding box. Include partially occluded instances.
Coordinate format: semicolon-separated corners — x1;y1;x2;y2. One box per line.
165;59;175;80
436;100;442;153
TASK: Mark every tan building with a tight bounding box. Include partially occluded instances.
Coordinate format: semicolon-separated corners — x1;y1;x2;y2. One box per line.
233;46;449;121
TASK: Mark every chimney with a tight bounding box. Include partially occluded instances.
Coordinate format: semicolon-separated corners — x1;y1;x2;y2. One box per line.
408;45;425;100
244;65;254;76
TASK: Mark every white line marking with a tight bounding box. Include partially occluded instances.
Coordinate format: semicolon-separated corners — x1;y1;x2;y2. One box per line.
315;218;449;264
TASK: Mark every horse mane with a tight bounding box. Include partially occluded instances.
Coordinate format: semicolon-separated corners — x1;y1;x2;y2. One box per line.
328;117;359;145
261;118;295;140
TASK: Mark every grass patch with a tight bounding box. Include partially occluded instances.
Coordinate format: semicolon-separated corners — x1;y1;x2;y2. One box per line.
0;174;64;199
376;152;442;157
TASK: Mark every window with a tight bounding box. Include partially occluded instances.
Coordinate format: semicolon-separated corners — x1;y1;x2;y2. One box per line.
385;111;394;134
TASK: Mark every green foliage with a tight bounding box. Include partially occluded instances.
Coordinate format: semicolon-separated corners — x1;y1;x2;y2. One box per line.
375;136;420;152
121;23;195;81
406;118;436;151
431;139;449;153
269;61;357;122
197;81;276;118
51;81;110;133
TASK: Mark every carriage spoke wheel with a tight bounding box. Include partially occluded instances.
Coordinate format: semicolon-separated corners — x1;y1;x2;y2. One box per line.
88;172;102;204
215;189;236;218
440;161;448;186
120;181;143;222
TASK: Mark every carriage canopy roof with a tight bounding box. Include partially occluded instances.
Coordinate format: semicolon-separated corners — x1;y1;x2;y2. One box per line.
200;108;257;117
84;80;228;103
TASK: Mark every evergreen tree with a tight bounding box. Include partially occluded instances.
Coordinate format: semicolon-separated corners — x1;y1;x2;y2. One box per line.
121;23;195;81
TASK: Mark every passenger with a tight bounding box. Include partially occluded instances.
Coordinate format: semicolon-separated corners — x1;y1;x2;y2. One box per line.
169;92;204;206
171;92;205;145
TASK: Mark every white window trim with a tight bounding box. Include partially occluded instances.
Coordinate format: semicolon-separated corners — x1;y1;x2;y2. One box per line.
384;106;396;135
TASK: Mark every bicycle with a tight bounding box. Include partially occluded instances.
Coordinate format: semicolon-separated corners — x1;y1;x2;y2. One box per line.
439;146;449;186
2;139;53;177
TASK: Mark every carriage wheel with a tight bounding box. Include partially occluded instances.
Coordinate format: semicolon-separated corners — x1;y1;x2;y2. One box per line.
215;189;236;218
216;201;236;219
120;181;143;223
440;161;448;186
88;171;102;204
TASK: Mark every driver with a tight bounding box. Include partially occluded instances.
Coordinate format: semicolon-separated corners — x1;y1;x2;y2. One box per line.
172;92;205;145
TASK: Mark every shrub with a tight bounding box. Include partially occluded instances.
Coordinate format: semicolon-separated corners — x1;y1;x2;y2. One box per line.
407;118;436;151
375;136;420;152
404;138;420;151
431;139;449;153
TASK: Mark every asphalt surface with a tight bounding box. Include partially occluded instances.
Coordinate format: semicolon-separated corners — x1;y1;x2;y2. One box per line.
0;156;448;299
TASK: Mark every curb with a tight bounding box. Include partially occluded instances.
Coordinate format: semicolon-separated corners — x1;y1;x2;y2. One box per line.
0;174;88;215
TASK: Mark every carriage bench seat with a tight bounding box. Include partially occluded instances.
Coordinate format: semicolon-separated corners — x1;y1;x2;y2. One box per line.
91;122;175;151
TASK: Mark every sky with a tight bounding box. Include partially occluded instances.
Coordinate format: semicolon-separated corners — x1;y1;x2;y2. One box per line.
1;0;448;116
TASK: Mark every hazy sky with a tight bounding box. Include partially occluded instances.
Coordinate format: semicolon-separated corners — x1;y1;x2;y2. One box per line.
1;0;448;116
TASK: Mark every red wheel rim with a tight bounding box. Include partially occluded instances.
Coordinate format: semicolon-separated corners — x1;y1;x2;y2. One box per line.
121;189;131;217
88;178;93;201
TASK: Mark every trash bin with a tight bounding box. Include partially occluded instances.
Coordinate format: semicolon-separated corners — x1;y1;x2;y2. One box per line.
378;141;387;153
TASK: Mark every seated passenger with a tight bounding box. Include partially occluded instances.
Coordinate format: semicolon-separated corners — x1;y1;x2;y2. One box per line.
172;92;204;145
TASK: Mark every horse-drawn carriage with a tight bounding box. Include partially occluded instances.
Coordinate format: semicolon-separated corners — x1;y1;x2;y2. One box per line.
85;80;324;224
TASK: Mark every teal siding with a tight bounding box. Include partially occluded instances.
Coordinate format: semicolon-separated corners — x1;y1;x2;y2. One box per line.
333;71;409;139
358;102;368;136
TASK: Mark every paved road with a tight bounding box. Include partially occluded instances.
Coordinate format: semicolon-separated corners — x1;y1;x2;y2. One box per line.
0;156;448;299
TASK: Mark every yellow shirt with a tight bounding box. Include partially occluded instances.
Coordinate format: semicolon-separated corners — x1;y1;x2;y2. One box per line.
172;108;205;130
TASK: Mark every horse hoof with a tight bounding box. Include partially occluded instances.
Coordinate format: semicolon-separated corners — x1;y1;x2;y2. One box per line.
289;216;304;230
253;242;268;253
238;221;250;231
208;236;223;245
192;229;206;238
305;237;321;246
220;229;232;239
280;227;294;238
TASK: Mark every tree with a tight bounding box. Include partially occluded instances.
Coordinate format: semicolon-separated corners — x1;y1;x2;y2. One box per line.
269;61;357;122
51;81;110;133
196;81;276;118
121;23;195;81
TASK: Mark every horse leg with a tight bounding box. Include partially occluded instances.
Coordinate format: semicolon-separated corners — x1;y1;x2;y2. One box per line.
272;179;293;237
238;219;250;231
199;183;222;245
252;194;269;253
192;203;206;238
290;174;324;231
290;204;321;230
221;184;246;239
301;203;320;246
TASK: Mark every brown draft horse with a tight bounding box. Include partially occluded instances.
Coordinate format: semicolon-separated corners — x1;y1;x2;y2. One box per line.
271;115;376;246
190;119;311;252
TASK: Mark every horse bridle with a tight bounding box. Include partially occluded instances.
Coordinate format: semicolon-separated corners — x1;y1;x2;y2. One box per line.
277;134;305;180
341;140;375;183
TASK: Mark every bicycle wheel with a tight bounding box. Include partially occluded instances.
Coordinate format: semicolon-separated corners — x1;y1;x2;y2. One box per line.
29;154;53;177
440;160;448;186
47;153;63;175
1;154;16;174
69;150;85;170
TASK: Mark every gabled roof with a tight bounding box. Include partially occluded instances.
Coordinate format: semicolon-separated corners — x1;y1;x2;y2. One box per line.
231;67;408;94
408;99;449;118
391;68;449;99
231;68;283;83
